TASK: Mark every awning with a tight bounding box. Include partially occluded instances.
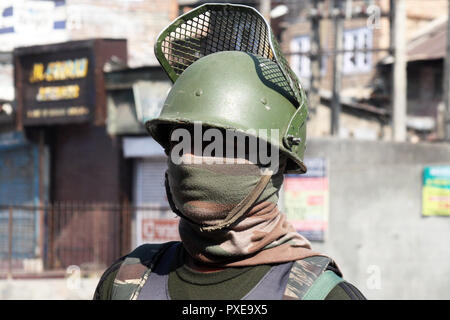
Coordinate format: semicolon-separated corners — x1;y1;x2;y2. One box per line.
380;17;448;64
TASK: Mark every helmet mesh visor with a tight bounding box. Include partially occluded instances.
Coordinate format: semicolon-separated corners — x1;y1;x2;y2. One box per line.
156;4;303;107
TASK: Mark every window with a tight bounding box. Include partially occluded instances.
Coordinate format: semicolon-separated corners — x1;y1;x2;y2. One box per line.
290;35;326;85
343;27;373;74
290;35;311;79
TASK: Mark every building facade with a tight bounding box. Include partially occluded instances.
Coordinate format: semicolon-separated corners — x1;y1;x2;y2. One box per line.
280;0;448;141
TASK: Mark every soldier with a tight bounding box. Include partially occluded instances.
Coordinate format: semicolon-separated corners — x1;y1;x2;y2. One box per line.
94;3;365;300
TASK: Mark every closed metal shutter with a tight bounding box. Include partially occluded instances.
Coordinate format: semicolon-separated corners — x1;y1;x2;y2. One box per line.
133;159;169;207
0;145;39;259
133;158;179;246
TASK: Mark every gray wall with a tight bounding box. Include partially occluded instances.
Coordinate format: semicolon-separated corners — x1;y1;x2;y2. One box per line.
304;138;450;300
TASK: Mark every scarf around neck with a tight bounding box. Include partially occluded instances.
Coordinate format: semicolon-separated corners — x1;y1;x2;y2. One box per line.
166;153;321;267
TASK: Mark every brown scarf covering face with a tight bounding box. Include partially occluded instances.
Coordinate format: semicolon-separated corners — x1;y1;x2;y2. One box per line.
166;153;320;267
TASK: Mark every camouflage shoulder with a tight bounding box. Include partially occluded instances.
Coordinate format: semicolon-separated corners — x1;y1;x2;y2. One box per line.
283;255;341;300
109;241;180;300
93;255;127;300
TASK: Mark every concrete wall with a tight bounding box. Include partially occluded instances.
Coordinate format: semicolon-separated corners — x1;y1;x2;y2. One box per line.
305;138;450;299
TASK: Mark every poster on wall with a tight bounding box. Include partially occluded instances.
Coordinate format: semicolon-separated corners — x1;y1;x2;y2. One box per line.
422;166;450;216
136;210;180;246
283;157;329;241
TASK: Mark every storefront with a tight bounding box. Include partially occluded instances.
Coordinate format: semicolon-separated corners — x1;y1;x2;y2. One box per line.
14;39;129;267
14;38;128;202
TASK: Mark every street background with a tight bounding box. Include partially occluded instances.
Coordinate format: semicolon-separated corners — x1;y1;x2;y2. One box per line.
0;0;449;300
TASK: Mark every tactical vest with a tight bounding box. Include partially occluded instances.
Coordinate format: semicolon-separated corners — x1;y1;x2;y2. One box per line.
107;241;343;300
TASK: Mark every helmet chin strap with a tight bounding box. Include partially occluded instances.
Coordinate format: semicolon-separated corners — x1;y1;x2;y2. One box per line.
164;171;272;232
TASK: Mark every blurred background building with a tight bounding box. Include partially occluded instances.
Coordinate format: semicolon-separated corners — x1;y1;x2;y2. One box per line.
0;0;449;300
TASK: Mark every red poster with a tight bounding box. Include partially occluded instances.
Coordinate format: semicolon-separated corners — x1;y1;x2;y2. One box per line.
141;218;180;242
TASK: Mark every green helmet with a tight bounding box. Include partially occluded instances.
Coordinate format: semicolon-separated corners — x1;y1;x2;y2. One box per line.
146;3;308;174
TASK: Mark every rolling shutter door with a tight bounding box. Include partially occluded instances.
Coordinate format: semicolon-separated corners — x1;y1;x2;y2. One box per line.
134;159;169;207
133;158;180;246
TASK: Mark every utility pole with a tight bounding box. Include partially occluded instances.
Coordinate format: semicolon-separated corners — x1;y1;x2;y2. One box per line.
331;0;344;136
391;0;407;142
443;0;450;140
309;0;321;114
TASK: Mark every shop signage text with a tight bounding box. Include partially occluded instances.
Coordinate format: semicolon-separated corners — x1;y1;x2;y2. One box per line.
15;44;95;125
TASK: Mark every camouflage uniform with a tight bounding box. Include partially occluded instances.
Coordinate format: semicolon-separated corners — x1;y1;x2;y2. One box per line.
93;242;365;300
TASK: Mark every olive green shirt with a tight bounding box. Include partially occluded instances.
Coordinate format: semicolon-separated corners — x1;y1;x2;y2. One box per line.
168;246;365;300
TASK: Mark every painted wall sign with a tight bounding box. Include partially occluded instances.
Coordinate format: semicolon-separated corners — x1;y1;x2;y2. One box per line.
422;166;450;216
0;1;68;51
284;157;329;241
